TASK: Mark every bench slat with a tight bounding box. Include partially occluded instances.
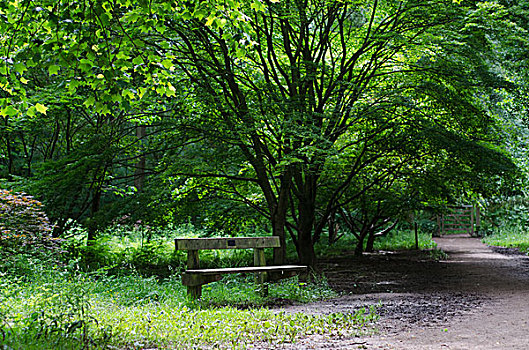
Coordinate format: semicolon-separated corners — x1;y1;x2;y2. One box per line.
176;237;280;250
184;265;306;275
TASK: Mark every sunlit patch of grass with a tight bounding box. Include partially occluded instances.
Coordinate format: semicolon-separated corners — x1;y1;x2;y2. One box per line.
201;275;338;307
482;225;529;253
102;303;378;349
316;230;437;258
373;231;437;251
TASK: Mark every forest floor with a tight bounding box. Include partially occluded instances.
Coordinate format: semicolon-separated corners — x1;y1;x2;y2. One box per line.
272;234;529;349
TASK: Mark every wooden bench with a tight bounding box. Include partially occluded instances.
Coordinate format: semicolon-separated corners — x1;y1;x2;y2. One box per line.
175;236;307;298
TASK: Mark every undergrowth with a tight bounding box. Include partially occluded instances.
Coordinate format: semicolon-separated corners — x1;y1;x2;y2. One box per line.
0;265;376;349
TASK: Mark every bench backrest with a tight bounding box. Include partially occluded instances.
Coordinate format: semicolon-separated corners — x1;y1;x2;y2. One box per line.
175;237;280;250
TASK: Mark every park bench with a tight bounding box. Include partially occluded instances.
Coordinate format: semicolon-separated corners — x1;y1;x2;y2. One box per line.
175;236;307;298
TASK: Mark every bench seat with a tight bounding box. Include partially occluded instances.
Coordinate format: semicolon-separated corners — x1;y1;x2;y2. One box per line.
185;265;307;275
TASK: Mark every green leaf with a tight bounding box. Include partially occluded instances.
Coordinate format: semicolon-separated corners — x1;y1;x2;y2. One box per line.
132;56;143;65
112;93;122;103
250;1;266;12
166;82;176;97
156;85;166;95
122;89;135;100
80;58;93;65
205;16;215;27
116;51;130;60
68;80;80;94
161;59;173;69
1;106;19;117
83;96;96;108
35;103;48;114
48;64;60;76
20;77;29;84
14;63;27;74
138;87;147;99
27;106;36;117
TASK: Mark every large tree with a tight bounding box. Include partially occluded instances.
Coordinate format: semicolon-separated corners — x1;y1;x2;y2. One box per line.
1;0;518;265
160;0;516;265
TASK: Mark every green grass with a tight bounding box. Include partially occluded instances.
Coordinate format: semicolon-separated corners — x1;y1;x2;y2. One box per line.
316;229;437;258
482;225;529;253
373;231;437;251
0;265;377;349
62;228;285;277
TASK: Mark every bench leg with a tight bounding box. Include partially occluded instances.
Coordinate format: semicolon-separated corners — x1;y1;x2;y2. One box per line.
254;248;268;296
182;274;222;300
186;250;202;299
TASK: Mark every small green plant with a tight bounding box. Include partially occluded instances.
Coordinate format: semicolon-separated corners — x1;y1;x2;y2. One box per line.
1;275;111;349
428;249;448;260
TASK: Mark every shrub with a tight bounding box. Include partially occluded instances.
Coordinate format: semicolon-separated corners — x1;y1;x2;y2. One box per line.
0;189;60;265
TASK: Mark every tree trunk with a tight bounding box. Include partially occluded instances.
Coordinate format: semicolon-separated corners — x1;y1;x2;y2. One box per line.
270;172;291;265
134;125;146;192
272;210;287;265
87;187;102;245
366;219;398;252
354;234;365;256
365;230;376;253
354;227;369;256
296;200;316;268
328;210;338;245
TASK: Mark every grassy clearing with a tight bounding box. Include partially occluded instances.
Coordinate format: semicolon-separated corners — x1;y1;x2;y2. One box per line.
316;229;437;258
373;231;437;251
5;225;444;348
482;225;529;253
0;264;377;349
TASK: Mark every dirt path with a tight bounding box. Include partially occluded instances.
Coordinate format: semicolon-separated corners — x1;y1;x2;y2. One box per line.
366;235;529;349
280;234;529;349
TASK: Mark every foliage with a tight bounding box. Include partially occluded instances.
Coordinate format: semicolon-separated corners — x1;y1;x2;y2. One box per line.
372;230;437;252
0;189;60;267
480;195;529;253
0;272;111;349
0;0;523;268
481;196;529;232
60;228;183;277
154;0;517;266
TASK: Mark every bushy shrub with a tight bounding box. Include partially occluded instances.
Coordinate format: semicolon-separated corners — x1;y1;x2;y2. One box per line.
0;189;60;264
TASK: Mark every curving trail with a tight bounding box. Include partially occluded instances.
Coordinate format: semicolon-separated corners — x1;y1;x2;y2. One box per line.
278;234;529;349
367;235;529;349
